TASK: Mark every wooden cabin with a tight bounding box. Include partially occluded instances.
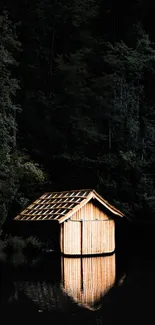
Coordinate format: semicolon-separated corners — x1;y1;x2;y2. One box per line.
14;189;124;255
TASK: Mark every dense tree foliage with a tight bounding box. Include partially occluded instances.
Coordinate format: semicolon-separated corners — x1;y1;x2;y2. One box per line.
1;0;155;225
0;10;45;228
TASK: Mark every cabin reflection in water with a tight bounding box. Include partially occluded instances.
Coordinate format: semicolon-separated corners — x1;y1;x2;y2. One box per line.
61;255;116;311
12;255;116;312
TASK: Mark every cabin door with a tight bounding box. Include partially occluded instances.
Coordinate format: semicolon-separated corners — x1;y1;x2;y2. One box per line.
81;220;104;255
81;219;114;255
61;219;114;255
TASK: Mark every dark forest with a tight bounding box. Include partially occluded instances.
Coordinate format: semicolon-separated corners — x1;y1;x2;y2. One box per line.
1;0;155;228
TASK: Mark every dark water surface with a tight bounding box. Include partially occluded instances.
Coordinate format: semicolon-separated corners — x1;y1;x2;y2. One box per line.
0;248;155;325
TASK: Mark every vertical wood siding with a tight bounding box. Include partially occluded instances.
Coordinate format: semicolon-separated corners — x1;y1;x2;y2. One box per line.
70;202;109;221
82;219;114;255
60;221;81;255
60;200;115;255
61;254;116;310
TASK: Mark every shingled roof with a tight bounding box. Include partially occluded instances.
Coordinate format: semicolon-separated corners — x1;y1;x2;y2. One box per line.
14;189;124;223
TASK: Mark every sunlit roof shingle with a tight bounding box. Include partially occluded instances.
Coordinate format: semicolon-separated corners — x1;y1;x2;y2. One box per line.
14;189;124;222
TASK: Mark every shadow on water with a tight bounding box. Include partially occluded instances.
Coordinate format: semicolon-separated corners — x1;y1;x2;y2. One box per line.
1;225;155;325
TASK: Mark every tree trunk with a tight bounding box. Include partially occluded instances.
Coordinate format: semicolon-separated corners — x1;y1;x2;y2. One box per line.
108;119;112;150
49;21;56;95
13;107;16;151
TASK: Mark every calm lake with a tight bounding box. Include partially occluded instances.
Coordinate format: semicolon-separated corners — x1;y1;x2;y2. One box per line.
1;243;155;325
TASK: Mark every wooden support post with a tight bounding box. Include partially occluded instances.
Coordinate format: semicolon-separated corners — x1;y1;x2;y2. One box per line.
81;220;83;255
80;257;84;292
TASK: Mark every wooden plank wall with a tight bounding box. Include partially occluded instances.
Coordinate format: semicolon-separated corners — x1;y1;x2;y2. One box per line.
60;221;81;255
60;201;115;255
82;219;114;255
61;254;116;310
70;202;109;221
